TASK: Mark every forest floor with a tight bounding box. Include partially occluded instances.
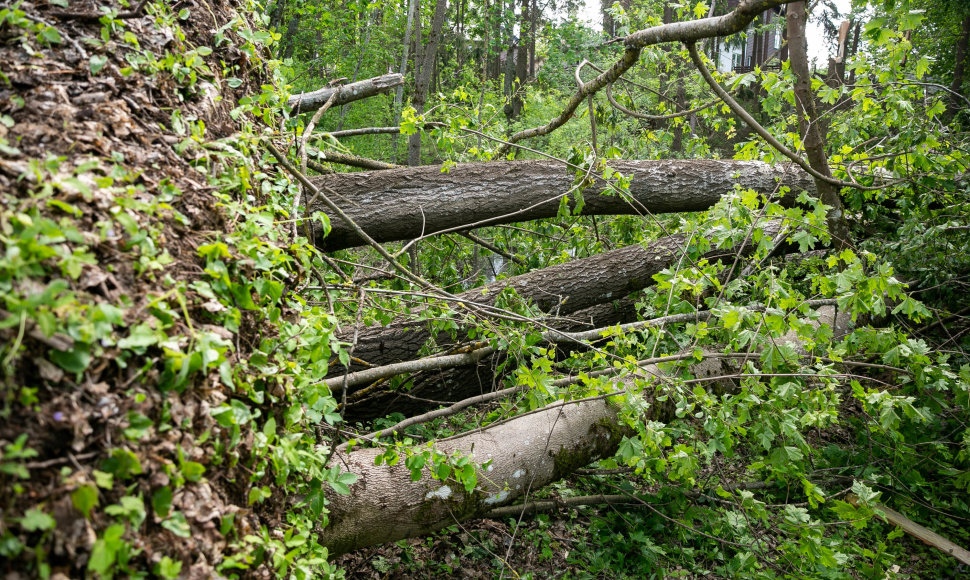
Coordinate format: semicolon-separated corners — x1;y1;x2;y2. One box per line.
1;1;280;575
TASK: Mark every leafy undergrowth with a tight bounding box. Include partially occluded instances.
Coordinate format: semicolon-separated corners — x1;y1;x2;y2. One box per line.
0;1;350;577
339;507;966;579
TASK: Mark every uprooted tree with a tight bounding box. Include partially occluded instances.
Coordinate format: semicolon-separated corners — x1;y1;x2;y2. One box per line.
2;0;969;577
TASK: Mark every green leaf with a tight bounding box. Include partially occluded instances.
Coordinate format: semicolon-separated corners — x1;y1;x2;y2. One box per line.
88;524;125;574
93;469;114;489
19;508;56;531
72;485;99;519
89;54;108;75
161;512;191;538
118;324;159;349
328;480;350;495
155;556;183;579
102;448;142;479
153;487;173;518
790;230;817;252
39;26;62;45
180;460;205;482
50;344;92;373
247;485;271;505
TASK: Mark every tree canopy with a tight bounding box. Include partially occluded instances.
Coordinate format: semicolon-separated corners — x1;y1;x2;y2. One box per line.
1;0;969;577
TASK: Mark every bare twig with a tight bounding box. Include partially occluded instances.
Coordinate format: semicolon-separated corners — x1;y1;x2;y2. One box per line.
296;91;338;239
846;494;970;566
484;494;640;519
606;81;726;121
458;232;527;266
684;42;895;193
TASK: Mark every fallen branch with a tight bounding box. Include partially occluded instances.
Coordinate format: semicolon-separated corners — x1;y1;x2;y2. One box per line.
288;73;404;113
323;396;627;556
325;306;849;556
308;148;401;170
606;81;727;121
847;494;970;566
484;494;640;519
323;346;495;393
342;350;776;448
458;232;527;266
545;299;838;345
684;42;894;195
325;123;447;138
328;225;760;375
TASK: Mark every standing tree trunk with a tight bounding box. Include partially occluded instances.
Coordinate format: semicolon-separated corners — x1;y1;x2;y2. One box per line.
268;0;285;33
337;11;373;131
456;0;466;72
529;0;537;77
672;76;686;153
392;0;419;162
408;0;448;166
786;1;850;248
281;15;299;59
510;0;529;119
947;14;970;120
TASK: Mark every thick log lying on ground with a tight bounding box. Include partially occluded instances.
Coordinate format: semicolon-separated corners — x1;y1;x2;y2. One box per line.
322;306;849;556
332;230;685;376
332;222;781;378
287;73;404;112
323;397;628;556
310;153;812;252
342;296;641;422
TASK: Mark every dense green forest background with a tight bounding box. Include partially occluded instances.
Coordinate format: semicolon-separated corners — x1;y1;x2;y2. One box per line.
1;0;969;577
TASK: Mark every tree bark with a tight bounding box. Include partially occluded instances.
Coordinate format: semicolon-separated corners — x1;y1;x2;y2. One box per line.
287;74;405;113
322;396;628;556
336;12;374;131
529;0;537;77
310;159;813;250
391;0;419;161
786;2;850;248
510;0;529;119
330;221;784;378
408;0;449;166
947;14;970;120
343;296;641;421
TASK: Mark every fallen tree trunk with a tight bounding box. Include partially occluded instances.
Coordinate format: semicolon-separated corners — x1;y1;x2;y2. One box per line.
322;305;848;556
331;222;783;378
342;296;642;421
331;228;708;376
287;73;404;112
310;160;813;250
323;396;630;556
